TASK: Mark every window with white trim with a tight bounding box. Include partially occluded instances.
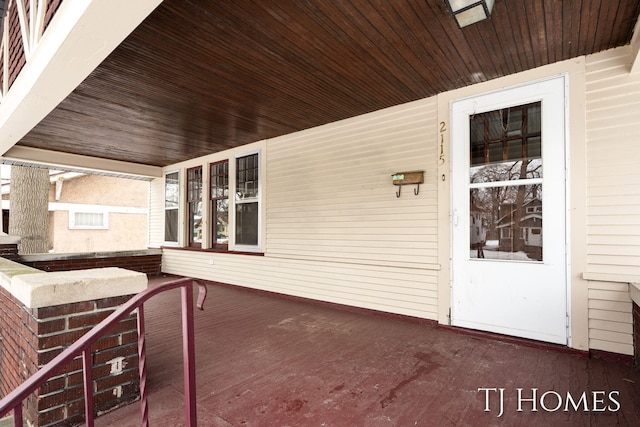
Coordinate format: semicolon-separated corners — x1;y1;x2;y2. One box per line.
210;160;229;249
235;153;260;247
69;211;109;229
187;166;203;247
164;171;179;243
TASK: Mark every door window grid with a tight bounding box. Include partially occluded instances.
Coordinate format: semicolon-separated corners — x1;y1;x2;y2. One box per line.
468;102;543;262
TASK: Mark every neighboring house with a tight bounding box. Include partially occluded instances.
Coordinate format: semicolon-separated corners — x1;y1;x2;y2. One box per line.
1;171;149;253
496;198;543;260
1;1;640;363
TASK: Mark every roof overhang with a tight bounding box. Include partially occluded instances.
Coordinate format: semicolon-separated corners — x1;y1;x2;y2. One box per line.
0;0;162;165
0;0;639;172
1;146;161;180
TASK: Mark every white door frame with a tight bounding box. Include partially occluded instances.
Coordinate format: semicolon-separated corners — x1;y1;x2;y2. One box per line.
450;75;570;345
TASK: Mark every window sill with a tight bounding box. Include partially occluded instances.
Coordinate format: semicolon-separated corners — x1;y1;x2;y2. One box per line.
161;246;264;256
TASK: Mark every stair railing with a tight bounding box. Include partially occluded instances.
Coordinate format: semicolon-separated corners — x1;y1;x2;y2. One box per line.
0;276;207;427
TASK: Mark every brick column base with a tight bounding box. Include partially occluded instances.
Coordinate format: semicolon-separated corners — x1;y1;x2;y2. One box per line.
0;289;140;426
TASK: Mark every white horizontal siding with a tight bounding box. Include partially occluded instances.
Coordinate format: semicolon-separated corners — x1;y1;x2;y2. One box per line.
148;177;164;248
586;281;633;356
162;249;439;319
586;49;640;276
266;98;437;268
162;98;440;320
583;48;639;355
586;53;640;249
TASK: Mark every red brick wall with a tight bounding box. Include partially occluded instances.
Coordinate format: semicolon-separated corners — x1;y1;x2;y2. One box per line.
0;243;20;261
6;0;26;89
0;286;38;422
23;254;162;275
0;290;140;426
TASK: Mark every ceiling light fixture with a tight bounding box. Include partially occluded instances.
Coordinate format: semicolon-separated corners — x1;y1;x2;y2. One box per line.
445;0;495;28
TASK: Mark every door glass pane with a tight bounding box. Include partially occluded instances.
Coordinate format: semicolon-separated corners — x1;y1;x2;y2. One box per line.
527;136;541;159
487;111;503;140
488;142;503;163
469;102;542;184
507;109;523;136
528;105;541;133
471;159;542;184
470;185;542;261
469;102;543;262
507;139;523;160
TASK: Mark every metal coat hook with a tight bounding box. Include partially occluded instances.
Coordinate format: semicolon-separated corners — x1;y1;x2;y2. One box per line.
394;183;420;198
392;171;424;198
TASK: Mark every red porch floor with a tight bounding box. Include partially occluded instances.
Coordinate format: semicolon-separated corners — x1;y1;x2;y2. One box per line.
95;278;640;426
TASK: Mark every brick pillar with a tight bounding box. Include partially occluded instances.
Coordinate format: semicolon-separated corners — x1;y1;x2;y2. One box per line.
0;290;141;426
0;264;147;426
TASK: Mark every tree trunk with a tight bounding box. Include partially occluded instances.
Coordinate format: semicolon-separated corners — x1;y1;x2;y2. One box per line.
9;166;50;254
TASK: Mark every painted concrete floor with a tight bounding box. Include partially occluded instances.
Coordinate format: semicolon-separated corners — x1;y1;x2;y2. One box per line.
94;279;640;426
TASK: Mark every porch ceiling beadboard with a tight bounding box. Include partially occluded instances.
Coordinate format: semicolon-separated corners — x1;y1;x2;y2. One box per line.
11;0;640;167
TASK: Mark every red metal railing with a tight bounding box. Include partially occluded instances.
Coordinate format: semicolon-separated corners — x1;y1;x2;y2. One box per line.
0;277;207;427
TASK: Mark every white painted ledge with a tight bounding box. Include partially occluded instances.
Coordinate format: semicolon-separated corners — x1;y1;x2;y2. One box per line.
0;258;147;308
0;233;21;245
581;272;640;284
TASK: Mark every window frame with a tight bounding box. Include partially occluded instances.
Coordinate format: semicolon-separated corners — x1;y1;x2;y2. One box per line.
164;170;180;245
165;148;263;253
69;210;109;230
233;151;262;251
186;166;203;248
209;160;229;251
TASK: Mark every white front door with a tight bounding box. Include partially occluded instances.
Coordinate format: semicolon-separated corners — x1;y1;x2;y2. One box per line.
451;77;568;344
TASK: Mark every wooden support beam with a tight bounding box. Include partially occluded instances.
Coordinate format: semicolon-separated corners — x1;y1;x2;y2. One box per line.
2;146;162;179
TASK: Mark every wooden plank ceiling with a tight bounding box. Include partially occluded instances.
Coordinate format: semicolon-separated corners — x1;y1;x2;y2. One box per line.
16;0;640;167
